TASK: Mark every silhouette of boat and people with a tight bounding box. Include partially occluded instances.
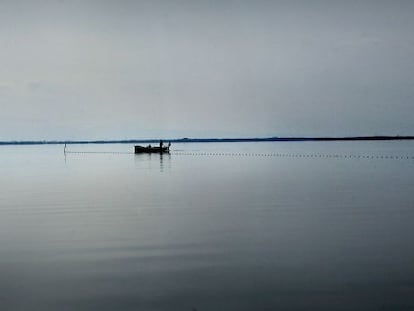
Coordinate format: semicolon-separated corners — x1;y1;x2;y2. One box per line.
134;140;171;154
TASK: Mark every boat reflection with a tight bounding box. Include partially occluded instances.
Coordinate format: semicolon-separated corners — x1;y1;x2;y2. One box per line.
134;152;171;172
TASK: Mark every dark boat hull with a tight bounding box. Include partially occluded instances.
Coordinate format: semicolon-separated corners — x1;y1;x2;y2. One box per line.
134;145;170;154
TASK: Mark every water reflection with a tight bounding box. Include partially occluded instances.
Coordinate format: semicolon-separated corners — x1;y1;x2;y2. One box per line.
1;142;414;310
134;152;171;172
159;153;171;172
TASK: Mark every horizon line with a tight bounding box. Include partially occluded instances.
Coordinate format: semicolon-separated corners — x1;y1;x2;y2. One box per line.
1;135;414;145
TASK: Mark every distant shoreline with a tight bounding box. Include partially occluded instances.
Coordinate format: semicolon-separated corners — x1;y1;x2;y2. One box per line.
1;136;414;145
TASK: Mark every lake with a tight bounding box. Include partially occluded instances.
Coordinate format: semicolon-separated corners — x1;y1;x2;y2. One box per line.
1;141;414;310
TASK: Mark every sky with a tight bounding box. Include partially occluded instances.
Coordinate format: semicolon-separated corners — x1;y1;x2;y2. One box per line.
1;0;414;140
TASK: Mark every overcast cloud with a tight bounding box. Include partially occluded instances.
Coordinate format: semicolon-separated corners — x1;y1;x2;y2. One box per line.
1;0;414;140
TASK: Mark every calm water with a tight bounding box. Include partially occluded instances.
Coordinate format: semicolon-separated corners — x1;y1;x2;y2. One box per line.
1;141;414;311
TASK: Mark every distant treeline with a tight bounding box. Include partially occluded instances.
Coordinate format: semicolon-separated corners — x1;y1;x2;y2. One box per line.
1;136;414;145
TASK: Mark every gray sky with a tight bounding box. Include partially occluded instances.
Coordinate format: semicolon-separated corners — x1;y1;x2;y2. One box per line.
1;0;414;140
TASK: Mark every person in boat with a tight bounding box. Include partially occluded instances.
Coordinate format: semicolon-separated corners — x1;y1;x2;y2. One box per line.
159;140;163;148
168;141;171;148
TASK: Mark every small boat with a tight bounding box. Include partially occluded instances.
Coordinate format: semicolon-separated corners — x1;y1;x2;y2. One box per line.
134;144;170;154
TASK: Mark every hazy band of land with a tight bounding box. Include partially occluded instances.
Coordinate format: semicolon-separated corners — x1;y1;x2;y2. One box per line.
1;136;414;145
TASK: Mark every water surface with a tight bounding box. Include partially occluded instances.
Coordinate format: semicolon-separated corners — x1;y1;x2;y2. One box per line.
1;141;414;310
